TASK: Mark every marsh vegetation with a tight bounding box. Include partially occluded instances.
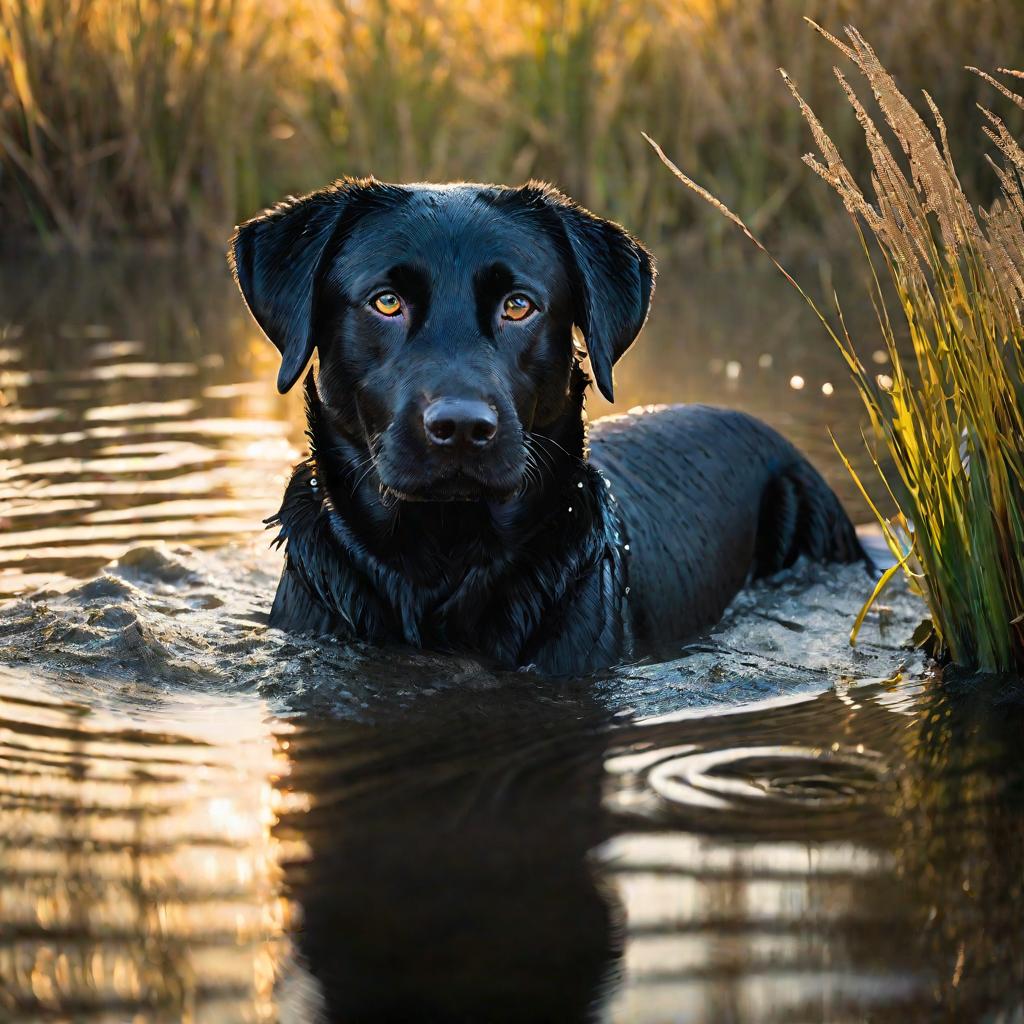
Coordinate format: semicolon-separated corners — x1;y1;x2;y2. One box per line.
650;25;1024;673
2;0;1023;252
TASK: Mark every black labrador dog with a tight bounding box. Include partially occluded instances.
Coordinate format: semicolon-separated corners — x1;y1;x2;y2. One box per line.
230;178;865;675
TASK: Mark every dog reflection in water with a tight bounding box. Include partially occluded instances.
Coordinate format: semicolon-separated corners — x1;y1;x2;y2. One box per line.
274;687;619;1023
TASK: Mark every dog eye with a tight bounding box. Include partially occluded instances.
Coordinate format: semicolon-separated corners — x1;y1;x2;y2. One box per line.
372;292;403;317
501;294;535;322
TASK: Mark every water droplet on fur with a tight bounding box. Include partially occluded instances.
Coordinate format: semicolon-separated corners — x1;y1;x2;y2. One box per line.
577;481;584;489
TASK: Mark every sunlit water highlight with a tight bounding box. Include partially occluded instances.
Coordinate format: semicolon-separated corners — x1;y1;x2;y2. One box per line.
1;254;1022;1021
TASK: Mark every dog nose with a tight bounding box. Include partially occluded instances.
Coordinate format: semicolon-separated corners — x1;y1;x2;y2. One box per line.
423;398;498;449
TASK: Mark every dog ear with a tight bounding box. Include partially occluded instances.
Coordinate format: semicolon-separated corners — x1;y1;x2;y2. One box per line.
228;179;397;394
525;184;655;402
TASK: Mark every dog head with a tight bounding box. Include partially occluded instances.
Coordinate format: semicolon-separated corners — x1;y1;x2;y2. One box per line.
230;179;654;502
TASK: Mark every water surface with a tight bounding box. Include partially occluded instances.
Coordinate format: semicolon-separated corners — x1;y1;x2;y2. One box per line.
2;654;1021;1022
1;253;1021;1022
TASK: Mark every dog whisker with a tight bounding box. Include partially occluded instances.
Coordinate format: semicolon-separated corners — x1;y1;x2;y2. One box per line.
351;457;380;494
530;431;587;470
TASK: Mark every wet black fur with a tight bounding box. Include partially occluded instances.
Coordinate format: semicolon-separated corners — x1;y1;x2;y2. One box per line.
230;178;866;676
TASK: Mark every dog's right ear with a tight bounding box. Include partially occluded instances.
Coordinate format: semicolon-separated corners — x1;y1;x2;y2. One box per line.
228;179;398;393
501;182;655;403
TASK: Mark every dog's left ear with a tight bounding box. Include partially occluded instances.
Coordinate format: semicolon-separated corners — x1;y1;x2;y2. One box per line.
228;178;402;394
528;184;655;402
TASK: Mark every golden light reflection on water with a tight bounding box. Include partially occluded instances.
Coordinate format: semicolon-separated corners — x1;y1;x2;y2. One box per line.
0;680;297;1022
0;282;303;596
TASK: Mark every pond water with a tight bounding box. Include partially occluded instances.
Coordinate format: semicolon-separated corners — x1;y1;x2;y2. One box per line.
1;252;1022;1022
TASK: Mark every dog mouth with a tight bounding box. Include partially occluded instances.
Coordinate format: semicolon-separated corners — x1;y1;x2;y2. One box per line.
375;459;525;503
382;470;524;503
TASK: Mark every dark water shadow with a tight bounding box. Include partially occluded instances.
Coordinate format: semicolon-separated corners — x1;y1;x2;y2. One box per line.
270;677;1024;1023
275;683;620;1023
1;664;1022;1021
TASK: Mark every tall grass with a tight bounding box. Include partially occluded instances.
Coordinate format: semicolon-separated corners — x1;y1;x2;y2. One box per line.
2;0;1024;250
0;0;315;247
649;25;1024;674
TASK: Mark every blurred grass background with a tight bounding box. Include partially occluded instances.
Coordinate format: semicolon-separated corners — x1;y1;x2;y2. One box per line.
2;0;1023;253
